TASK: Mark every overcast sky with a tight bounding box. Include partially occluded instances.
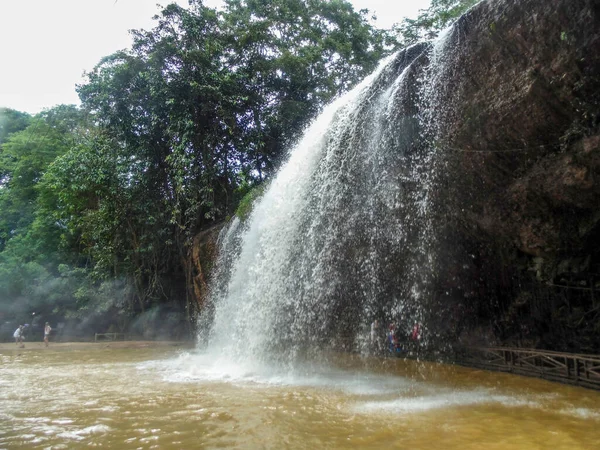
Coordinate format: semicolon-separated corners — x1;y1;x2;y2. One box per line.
0;0;431;114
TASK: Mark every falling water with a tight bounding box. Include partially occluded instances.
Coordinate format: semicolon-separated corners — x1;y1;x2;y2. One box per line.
205;27;464;364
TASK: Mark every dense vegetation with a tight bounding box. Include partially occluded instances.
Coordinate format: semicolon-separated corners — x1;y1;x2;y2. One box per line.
0;0;475;340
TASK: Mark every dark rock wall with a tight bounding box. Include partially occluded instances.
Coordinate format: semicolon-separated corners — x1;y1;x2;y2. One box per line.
428;0;600;352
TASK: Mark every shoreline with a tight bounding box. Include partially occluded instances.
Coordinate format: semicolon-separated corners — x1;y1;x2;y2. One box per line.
0;340;195;352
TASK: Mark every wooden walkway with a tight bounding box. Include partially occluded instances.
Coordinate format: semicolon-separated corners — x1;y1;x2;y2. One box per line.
455;347;600;390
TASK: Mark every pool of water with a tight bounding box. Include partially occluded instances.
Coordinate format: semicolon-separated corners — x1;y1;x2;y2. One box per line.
1;345;599;449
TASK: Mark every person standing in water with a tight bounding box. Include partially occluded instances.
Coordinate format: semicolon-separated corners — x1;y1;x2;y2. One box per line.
13;325;24;346
43;322;52;347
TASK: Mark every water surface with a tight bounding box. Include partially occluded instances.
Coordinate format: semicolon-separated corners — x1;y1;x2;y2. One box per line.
1;345;599;449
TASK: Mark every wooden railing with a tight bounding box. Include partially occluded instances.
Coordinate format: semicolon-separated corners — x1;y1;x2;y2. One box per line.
455;346;600;390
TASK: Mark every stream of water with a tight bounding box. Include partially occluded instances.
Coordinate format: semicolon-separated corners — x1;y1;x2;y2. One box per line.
1;346;599;449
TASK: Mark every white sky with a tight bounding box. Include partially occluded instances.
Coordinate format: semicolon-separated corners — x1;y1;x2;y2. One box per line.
0;0;430;114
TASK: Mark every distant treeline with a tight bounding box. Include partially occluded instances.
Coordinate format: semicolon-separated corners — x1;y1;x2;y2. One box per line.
0;0;476;339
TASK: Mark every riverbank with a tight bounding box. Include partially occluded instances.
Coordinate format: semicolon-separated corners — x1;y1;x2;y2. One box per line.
0;340;194;352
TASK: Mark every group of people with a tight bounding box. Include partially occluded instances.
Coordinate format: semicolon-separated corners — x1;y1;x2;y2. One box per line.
370;319;421;354
13;322;52;348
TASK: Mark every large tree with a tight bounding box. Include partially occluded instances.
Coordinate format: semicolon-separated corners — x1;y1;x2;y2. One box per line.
75;0;397;324
220;0;395;176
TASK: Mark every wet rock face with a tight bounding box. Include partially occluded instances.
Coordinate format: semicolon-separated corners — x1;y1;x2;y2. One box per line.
197;0;599;354
427;0;600;351
191;224;223;311
438;0;599;251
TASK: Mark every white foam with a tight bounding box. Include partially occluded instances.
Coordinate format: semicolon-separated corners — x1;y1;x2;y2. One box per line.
23;416;51;423
139;353;600;423
355;390;535;415
138;352;438;406
56;430;85;441
560;407;600;420
75;424;112;435
52;419;74;425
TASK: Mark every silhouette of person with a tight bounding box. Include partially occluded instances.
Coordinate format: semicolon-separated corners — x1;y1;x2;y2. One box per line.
13;325;24;347
44;322;52;347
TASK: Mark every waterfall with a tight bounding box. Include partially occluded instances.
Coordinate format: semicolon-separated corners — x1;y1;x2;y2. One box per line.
204;31;459;364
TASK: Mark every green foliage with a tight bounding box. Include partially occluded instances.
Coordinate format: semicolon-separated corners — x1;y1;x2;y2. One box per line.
220;0;396;173
0;108;31;144
0;107;81;251
235;182;268;221
0;245;76;320
0;106;93;328
394;0;480;46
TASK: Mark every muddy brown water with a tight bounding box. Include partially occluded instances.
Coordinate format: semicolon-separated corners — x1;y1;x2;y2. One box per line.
1;344;599;449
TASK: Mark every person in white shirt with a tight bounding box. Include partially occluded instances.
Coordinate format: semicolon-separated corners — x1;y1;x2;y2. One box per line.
44;322;52;347
13;325;24;346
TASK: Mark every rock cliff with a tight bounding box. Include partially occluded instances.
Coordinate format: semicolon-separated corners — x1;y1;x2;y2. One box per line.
426;0;600;352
